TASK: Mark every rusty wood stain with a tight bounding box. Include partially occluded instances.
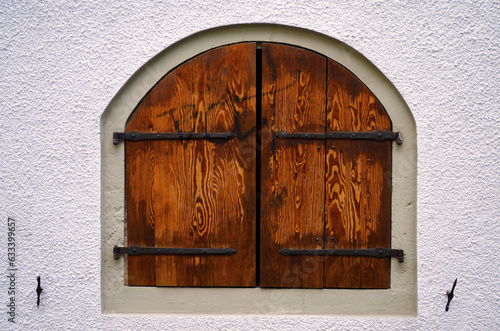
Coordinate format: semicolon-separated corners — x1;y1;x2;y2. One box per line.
155;80;297;121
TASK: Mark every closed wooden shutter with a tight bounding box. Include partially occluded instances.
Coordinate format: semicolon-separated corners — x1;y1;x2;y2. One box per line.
124;42;392;288
125;43;257;286
260;43;392;288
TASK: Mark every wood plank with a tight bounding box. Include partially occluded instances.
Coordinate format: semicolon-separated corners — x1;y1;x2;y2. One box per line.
126;43;256;287
125;141;157;286
260;43;326;288
205;43;257;287
324;59;392;288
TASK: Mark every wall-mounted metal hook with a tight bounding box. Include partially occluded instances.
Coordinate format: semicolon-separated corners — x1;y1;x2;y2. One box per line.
36;276;43;309
445;278;457;311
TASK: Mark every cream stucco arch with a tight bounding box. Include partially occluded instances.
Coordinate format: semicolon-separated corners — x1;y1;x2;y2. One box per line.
101;24;417;315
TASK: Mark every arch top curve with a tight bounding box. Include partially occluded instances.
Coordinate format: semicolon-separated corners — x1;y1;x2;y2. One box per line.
102;24;415;142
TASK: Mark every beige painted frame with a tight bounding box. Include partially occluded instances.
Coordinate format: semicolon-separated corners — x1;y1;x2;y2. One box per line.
101;24;417;315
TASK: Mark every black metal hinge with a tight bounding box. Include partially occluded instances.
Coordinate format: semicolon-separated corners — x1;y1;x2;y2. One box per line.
113;245;237;260
113;131;236;145
278;247;404;263
275;130;403;145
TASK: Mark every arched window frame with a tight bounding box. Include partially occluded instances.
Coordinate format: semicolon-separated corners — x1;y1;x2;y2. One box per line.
101;24;417;315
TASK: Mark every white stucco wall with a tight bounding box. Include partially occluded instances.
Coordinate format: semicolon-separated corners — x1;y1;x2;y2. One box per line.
1;1;498;330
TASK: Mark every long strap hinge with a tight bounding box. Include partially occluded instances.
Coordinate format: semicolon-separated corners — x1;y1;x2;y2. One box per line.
275;130;403;145
113;245;237;260
278;247;404;262
113;131;236;145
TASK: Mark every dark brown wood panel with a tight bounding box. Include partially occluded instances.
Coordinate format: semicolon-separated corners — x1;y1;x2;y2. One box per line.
324;59;392;288
260;43;326;288
126;43;256;287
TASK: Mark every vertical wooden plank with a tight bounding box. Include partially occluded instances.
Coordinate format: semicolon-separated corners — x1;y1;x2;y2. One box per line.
126;43;256;287
125;141;157;286
205;43;257;287
324;59;392;288
260;43;326;288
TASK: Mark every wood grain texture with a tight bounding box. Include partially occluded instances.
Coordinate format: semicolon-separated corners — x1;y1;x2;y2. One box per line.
324;59;392;288
124;44;394;289
325;60;391;132
126;43;256;287
260;43;326;288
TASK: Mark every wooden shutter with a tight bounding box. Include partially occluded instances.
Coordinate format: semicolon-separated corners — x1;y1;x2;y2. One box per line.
125;43;257;287
124;42;392;288
260;43;392;288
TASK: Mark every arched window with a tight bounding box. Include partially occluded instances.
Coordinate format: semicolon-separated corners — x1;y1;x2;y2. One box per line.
102;25;416;315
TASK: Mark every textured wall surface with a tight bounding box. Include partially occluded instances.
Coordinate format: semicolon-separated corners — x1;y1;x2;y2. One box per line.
1;0;498;330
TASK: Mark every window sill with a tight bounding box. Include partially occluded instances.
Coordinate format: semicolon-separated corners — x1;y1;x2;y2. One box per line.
103;284;416;315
